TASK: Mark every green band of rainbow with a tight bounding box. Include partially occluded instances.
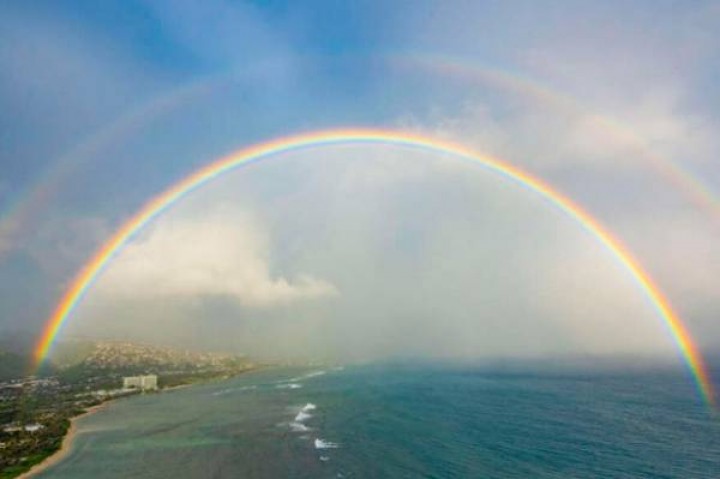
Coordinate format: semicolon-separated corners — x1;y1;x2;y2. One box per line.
34;128;715;407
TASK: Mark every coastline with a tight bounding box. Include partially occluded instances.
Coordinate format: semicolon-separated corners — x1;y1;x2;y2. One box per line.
16;403;107;479
10;369;257;478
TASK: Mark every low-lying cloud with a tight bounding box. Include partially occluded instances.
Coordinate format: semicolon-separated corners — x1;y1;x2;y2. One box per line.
93;209;338;307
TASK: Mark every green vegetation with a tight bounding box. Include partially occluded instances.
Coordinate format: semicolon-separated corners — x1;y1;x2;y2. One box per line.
0;340;254;477
0;417;69;478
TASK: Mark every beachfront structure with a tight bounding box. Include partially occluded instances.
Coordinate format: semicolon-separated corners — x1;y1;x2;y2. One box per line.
123;375;158;391
3;423;44;433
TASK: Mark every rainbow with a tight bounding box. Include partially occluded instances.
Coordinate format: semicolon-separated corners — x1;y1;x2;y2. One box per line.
33;128;715;407
4;53;720;264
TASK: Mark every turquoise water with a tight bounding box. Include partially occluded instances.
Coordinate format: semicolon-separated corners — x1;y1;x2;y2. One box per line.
38;364;720;478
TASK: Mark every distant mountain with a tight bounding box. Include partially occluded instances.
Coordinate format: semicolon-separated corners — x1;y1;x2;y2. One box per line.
50;339;251;376
0;335;251;381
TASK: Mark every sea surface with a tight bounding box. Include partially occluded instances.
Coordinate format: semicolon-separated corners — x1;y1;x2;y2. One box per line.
36;364;720;478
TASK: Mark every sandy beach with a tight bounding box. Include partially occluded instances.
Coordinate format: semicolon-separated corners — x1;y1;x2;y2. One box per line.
17;403;107;478
12;375;250;477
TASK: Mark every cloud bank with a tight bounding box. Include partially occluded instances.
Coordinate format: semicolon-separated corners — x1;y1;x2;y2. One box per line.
93;209;337;307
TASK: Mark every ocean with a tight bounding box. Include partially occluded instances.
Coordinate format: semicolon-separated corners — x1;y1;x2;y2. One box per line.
36;364;720;478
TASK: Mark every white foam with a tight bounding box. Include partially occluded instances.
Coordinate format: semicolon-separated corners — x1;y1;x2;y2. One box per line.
211;385;256;396
293;403;317;422
288;370;327;382
289;422;311;432
276;383;302;389
295;411;312;422
289;403;317;432
314;438;340;449
319;456;330;462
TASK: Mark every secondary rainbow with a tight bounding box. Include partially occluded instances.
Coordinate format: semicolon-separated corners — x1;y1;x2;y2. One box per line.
396;53;720;223
33;128;715;407
5;53;720;268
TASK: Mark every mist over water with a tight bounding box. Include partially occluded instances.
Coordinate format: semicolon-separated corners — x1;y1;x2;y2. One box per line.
64;148;678;366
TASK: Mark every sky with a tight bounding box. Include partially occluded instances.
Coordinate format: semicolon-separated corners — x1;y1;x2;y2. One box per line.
1;1;719;364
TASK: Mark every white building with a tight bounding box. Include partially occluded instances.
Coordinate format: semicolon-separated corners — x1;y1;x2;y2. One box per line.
123;375;158;391
3;423;44;433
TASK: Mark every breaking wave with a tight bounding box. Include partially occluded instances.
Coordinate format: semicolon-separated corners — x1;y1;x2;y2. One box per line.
295;403;316;421
289;370;327;382
211;385;256;396
290;422;310;432
314;438;340;449
289;403;317;432
276;383;302;389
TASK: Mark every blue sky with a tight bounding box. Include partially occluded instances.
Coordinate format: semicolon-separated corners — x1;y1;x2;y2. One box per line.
1;1;720;362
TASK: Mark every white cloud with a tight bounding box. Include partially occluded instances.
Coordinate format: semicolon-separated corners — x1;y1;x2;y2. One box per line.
396;82;717;181
93;208;337;307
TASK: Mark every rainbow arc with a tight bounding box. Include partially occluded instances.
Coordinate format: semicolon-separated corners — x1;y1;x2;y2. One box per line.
33;128;715;408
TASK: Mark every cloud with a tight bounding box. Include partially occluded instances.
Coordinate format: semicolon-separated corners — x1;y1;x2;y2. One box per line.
390;1;720;174
512;4;720;171
93;208;337;307
393;79;717;181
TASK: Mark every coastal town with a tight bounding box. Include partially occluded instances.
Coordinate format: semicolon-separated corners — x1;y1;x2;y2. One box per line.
0;340;255;478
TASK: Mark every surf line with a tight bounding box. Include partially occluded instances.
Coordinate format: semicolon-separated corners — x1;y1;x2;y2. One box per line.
33;128;715;408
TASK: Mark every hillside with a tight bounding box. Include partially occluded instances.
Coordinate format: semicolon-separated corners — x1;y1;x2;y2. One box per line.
50;340;251;376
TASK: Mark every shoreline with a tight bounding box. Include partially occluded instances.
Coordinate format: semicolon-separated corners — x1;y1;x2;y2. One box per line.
11;369;257;478
16;403;107;479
